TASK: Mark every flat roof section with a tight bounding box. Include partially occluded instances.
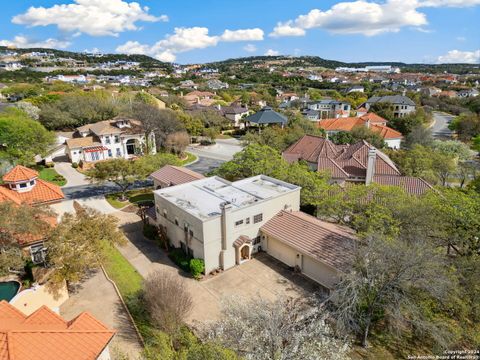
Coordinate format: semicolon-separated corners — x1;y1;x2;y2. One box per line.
155;175;299;220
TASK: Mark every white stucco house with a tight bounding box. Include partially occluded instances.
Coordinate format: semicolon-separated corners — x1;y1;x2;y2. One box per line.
152;174;357;289
66;117;156;165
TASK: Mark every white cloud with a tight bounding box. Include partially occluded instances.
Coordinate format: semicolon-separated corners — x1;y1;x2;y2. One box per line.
436;49;480;64
0;35;71;49
220;28;264;42
419;0;480;7
243;44;257;53
270;22;306;37
269;0;480;38
12;0;166;37
116;26;264;62
456;36;466;42
264;49;280;56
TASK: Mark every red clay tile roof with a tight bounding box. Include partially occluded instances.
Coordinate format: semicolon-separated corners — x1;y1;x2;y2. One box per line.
2;166;38;183
150;165;204;187
0;187;22;205
284;135;400;179
370;124;403;139
359;112;388;124
318;116;400;140
0;301;114;360
261;211;357;272
0;179;64;206
373;175;433;196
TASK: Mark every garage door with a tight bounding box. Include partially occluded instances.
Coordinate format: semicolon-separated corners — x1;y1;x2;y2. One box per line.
266;237;297;267
302;255;337;289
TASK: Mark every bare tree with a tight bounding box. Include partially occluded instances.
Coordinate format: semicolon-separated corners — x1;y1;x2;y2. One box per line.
165;131;190;156
330;235;455;348
143;270;193;335
203;296;350;360
129;103;184;149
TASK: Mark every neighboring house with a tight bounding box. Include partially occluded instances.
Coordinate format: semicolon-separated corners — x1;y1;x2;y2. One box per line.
277;92;299;102
152;174;358;289
179;80;198;90
221;105;250;128
283;135;432;195
301;109;320;121
318;114;403;149
420;87;442;97
433;90;457;98
66;117;156;166
356;106;368;116
363;95;416;118
183;91;216;106
244;107;288;128
0;301;115;360
305;100;351;119
150;165;204;189
457;89;479;98
207;79;229;90
0;165;64;263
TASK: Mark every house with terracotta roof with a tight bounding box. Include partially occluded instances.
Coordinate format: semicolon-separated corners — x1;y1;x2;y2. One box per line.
150;165;204;189
282;135;432;195
66;117;156;166
0;165;63;263
152;174;358;289
318;113;403;149
0;300;115;360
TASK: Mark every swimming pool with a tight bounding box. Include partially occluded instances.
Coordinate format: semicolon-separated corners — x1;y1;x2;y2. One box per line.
0;281;21;302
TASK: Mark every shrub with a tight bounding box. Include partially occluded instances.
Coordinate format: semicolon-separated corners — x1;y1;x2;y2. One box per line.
168;248;190;272
143;270;193;335
189;259;205;279
72;162;78;168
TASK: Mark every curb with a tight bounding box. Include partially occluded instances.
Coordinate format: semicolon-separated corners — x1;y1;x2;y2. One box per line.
100;265;145;348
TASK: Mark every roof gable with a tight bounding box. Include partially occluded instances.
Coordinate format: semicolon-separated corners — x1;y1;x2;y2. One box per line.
3;166;38;183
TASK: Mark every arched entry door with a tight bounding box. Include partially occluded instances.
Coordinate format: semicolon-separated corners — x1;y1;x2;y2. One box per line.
126;139;136;155
234;235;252;265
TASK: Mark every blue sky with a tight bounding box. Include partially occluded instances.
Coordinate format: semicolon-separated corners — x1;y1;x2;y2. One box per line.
1;0;479;64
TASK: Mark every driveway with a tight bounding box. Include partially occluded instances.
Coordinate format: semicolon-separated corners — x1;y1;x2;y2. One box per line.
431;111;454;139
60;270;143;360
113;211;322;325
186;138;243;174
50;196;117;217
54;159;90;187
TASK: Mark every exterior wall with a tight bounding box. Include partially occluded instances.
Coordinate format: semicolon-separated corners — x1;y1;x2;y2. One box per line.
262;234;341;289
68;147;82;163
385;138;401;149
393;104;415;117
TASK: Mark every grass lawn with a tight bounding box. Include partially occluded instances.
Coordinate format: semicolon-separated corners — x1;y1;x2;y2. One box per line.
102;242;143;298
105;189;154;209
34;166;67;186
180;151;197;165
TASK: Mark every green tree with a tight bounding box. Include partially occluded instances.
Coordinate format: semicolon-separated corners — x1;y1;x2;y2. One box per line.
0;108;55;165
449;113;480;141
47;204;125;285
86;158;149;200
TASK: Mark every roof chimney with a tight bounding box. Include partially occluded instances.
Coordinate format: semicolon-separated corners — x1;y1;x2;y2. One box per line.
366;148;376;185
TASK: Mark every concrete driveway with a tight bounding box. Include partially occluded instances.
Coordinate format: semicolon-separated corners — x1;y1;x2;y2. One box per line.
50;196;117;217
54;159;90;187
113;211;322;325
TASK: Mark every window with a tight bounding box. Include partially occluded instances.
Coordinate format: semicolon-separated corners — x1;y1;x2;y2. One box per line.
19;183;27;188
253;236;261;245
105;136;111;144
114;135;120;144
174;217;179;226
116;148;122;157
253;214;263;224
108;149;112;157
189;229;194;237
235;220;244;227
30;180;35;186
91;152;100;161
245;217;250;224
163;209;167;218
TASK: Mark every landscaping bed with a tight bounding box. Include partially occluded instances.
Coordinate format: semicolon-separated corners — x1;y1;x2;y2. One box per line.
105;189;154;209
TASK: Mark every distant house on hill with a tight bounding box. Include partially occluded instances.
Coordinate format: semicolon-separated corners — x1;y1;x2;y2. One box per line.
244;107;288;128
282;135;432;195
305;100;351;119
363;95;416;118
221;105;250;128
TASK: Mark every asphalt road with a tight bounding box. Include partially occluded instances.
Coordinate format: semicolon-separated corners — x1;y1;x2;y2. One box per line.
62;180;152;200
431;111;454;139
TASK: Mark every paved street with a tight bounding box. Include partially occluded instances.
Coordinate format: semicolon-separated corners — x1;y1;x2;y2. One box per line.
186;138;243;174
431;111;454;139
